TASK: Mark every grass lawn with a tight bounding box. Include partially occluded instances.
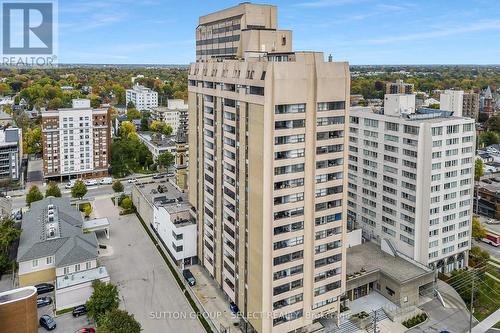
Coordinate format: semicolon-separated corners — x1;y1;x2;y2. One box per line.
473;274;500;328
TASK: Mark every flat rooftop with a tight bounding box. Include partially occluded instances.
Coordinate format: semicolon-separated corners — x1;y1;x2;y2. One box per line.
135;179;191;213
347;242;431;283
57;266;109;289
0;286;36;304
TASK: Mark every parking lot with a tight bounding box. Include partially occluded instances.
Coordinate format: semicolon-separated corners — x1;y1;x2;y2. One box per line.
37;290;93;333
95;199;204;333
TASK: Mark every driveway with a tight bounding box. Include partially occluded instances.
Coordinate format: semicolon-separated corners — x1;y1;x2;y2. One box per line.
37;295;92;333
98;212;204;332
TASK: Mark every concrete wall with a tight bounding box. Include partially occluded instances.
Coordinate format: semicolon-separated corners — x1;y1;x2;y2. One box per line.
131;185;154;224
55;276;110;311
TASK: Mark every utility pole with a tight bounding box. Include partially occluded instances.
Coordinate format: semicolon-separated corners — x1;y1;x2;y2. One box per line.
373;310;378;333
469;270;475;333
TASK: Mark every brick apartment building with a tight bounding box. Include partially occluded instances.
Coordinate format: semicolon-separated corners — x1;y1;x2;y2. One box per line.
42;99;111;180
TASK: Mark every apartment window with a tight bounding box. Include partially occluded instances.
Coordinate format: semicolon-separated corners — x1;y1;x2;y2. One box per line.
32;259;38;268
64;267;69;275
274;265;303;281
432;127;443;136
385;122;399;131
75;264;81;272
46;256;53;265
275;104;305;114
86;261;91;270
318;101;345;111
364;118;379;128
404;125;419;135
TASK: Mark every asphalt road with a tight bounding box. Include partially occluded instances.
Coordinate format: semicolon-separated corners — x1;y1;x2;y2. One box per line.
10;176;152;211
94;199;205;333
476;216;500;260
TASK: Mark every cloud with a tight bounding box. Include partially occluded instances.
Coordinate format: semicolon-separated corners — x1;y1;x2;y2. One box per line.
367;19;500;44
294;0;366;8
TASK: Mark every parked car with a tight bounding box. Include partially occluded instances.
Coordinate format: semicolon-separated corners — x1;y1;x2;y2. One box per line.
84;179;98;186
39;315;56;330
483;179;493;184
128;178;138;183
229;302;240;315
35;283;54;295
100;177;113;185
182;269;196;286
65;181;76;189
166;173;174;177
37;296;52;308
72;304;87;317
152;174;165;179
77;328;95;333
11;210;22;220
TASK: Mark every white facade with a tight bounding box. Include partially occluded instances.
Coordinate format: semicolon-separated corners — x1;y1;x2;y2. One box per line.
347;107;475;273
126;84;158;110
384;94;416;116
152;205;197;262
42;99;110;178
151;99;188;135
440;90;464;117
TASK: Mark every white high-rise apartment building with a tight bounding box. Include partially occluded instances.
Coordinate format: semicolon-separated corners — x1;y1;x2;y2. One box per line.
125;84;158;110
151;99;188;135
347;106;475;273
440;90;464;116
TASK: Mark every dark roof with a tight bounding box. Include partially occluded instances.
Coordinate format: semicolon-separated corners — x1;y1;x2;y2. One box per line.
17;197;97;266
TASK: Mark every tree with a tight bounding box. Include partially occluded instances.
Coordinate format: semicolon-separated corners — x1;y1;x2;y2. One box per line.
472;216;487;240
478;112;489;123
127;108;141;121
45;182;61;197
428;103;440;109
98;308;141;333
469;246;490;267
150;120;173;136
86;280;120;324
475;159;484;181
0;218;20;274
485;114;500;132
479;131;500;148
157;151;175;171
119;121;136;139
26;185;43;206
83;204;92;217
127;101;135;109
71;180;87;199
112;180;124;193
23;127;42;154
120;197;133;210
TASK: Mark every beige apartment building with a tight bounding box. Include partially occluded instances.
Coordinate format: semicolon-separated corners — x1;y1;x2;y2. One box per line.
385;79;414;95
189;3;349;333
196;3;291;62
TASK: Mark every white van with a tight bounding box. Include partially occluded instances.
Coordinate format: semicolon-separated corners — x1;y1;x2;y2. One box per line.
100;177;113;185
84;179;98;186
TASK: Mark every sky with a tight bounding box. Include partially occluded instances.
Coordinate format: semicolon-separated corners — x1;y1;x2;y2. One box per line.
57;0;500;65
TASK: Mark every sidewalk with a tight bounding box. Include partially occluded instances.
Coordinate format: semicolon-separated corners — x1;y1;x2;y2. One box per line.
190;265;242;332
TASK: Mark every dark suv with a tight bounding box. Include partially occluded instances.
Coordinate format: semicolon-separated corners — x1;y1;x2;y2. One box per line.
35;283;54;295
39;315;56;330
182;269;196;286
72;304;87;317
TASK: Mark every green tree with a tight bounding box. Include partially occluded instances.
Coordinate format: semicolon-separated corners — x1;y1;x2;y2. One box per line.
112;180;124;193
127;108;141;121
98;308;141;333
26;185;43;206
45;181;62;197
472;216;487;240
479;131;500;148
475;159;484;181
486;115;500;132
71;180;88;199
0;217;21;274
469;246;490;267
428;103;440;109
83;204;92;217
127;101;135;109
86;280;120;324
119;121;136;139
120;197;133;210
157;151;175;171
23;127;42;154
